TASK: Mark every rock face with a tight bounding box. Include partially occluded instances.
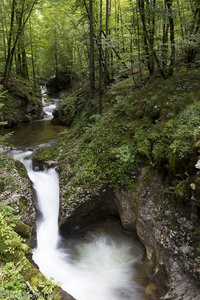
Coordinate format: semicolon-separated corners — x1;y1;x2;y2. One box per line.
115;168;200;300
0;154;35;226
59;167;200;299
59;187;118;235
52;96;76;126
46;72;75;95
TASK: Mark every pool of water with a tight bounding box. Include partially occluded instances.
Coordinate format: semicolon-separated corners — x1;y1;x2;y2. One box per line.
1;104;66;148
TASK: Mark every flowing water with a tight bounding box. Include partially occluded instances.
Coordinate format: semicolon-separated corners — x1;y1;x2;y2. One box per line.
8;97;157;300
12;149;152;300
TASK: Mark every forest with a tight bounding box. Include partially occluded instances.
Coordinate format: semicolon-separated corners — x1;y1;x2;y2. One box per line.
0;0;200;300
0;0;199;94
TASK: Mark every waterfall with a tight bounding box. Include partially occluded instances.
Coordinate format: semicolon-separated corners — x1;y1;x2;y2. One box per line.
11;150;146;300
43;103;57;120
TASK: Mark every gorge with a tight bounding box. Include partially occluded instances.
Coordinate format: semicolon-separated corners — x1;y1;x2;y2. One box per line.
1;1;200;298
7;100;157;300
1;68;200;300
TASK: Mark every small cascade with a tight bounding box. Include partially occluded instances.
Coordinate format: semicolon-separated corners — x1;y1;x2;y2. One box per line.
40;84;58;120
43;103;57;120
11;150;149;300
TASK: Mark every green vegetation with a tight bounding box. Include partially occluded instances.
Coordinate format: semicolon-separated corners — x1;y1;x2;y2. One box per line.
0;0;200;296
0;0;199;97
0;78;43;127
0;154;62;299
0;203;61;300
55;66;200;261
57;68;200;200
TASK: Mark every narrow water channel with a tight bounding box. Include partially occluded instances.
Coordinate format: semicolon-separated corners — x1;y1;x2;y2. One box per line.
7;98;158;300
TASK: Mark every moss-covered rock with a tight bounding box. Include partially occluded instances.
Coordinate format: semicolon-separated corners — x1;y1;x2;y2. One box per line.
33;144;59;162
0;205;62;300
52;96;76;126
0;77;43;127
0;154;35;226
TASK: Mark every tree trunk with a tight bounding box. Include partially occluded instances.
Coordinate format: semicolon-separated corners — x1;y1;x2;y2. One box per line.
166;0;175;76
89;0;95;97
4;0;37;85
138;0;167;78
29;20;36;87
4;0;16;84
99;0;103;114
105;0;110;85
187;1;200;63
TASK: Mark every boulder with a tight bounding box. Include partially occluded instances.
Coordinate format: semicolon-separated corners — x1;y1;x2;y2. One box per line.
46;72;75;95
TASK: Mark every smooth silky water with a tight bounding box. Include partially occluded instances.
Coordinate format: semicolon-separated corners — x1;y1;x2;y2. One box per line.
11;149;156;300
7;99;158;300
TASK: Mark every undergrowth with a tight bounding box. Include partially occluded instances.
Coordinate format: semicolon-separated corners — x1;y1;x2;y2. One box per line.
58;68;200;203
0;202;61;300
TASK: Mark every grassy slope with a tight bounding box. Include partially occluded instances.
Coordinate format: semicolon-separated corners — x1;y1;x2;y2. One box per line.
58;67;200;205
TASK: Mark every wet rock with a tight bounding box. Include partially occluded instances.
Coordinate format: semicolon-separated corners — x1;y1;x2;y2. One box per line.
60;187;118;236
0;154;35;226
60;289;76;300
58;163;200;298
46;72;76;96
115;167;200;299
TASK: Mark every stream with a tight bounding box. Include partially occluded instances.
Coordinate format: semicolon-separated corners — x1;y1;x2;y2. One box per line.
7;97;157;300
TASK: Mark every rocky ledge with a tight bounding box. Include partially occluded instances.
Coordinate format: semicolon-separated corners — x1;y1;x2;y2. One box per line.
0;154;35;226
59;167;200;300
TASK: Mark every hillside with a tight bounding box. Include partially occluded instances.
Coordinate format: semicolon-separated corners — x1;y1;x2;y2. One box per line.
39;66;200;299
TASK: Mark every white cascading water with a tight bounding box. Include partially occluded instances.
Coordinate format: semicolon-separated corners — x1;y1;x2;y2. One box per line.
43;104;57;120
9;102;146;300
12;149;146;300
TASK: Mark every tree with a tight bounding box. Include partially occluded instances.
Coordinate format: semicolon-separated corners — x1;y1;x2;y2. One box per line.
4;0;37;85
187;0;200;63
89;0;95;97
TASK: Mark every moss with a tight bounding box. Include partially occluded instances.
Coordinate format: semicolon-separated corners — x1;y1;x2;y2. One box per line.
0;179;5;193
33;144;59;161
0;203;61;300
14;222;32;239
14;160;29;180
174;181;190;200
52;95;76;126
56;67;200;210
0;77;43;127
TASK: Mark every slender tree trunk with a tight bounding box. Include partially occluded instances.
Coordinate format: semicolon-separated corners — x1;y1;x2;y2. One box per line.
29;20;36;87
166;0;175;76
0;7;7;60
22;45;29;79
162;2;169;72
82;0;127;71
16;43;22;75
4;0;16;84
105;0;110;85
89;0;95;97
4;0;37;85
149;0;156;74
99;0;103;114
177;0;185;39
187;1;200;63
138;0;155;75
138;0;166;78
136;4;143;79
